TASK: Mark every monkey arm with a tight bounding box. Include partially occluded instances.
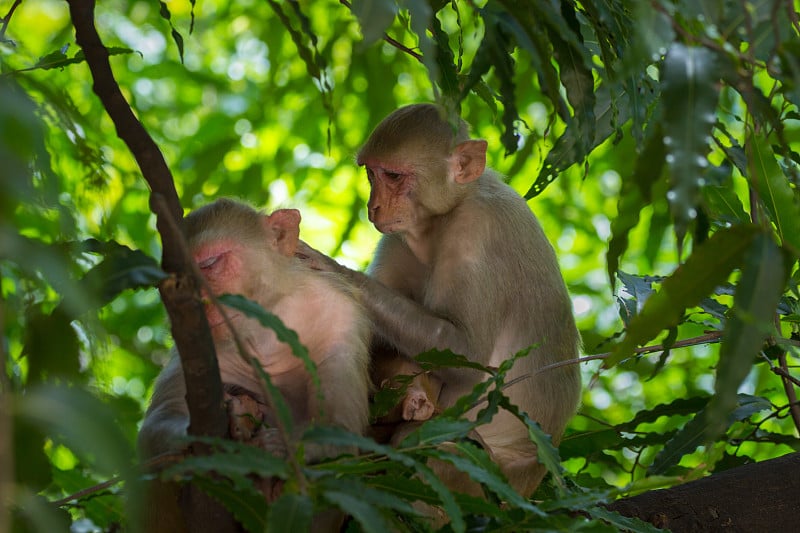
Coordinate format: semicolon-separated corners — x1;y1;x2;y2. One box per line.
296;241;476;360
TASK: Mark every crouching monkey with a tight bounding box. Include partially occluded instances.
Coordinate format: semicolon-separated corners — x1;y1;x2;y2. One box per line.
138;198;371;532
298;103;582;501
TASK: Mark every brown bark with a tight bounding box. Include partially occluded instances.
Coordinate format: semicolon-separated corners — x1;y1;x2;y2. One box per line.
66;2;234;530
607;451;800;532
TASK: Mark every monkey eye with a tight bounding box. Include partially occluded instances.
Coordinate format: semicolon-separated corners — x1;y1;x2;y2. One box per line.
384;171;402;181
198;254;221;270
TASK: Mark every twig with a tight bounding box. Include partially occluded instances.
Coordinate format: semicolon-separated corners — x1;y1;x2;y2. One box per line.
0;0;22;40
535;331;724;375
338;0;423;62
51;452;186;507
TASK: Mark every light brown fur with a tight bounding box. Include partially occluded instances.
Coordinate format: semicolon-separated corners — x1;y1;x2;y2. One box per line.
138;199;371;531
298;103;581;499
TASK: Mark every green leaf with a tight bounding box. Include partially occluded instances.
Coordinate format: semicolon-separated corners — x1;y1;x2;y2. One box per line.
73;239;166;314
22;306;80;383
661;43;720;249
608;125;666;285
414;348;493;373
322;490;392;533
608;224;761;368
398;417;475;448
496;394;566;489
163;449;290;487
351;0;397;45
266;493;313;533
528;78;641;198
302;427;464;532
650;233;787;473
190;476;266;533
16;385;134;477
751;132;800;255
421;442;540;514
587;506;665;533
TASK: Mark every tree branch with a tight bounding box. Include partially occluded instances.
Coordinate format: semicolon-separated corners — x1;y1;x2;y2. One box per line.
66;1;233;529
608;452;800;531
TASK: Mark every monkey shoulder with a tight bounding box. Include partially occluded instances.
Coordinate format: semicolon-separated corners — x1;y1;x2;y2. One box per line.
279;272;368;350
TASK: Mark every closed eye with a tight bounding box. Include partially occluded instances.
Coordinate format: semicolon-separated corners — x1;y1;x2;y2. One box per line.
198;254;221;270
385;171;402;181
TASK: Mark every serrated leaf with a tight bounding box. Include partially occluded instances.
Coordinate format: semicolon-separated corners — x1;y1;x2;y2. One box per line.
303;427;463;531
190;476;266;533
529;79;637;197
619;396;710;431
547;2;595;159
587;506;666;533
460;6;520;153
397;417;474;448
414;348;493;373
266;493;313;533
661;43;720;249
422;442;540;514
163;450;290;486
351;0;397;45
430;15;459;103
495;394;565;489
650;233;787;473
608;224;761;368
323;478;419;515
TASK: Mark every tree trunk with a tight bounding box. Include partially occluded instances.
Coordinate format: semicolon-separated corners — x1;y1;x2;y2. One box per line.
607;451;800;532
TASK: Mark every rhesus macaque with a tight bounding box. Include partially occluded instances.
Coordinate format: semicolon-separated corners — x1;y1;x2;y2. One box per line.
298;103;581;498
138;198;371;531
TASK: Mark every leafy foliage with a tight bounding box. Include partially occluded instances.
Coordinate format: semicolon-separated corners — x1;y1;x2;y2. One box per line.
2;0;799;531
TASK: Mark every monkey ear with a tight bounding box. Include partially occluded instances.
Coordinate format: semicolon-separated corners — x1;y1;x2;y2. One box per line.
264;209;301;257
449;140;487;184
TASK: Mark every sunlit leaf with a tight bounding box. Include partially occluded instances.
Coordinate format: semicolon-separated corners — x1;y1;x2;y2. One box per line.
750;132;800;255
608;224;761;367
650;234;787;473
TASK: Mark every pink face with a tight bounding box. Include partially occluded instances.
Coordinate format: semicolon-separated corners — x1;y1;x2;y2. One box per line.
192;239;246;330
362;160;416;234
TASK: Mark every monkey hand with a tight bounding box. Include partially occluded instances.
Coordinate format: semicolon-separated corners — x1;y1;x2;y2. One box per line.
226;392;265;441
401;387;437;421
401;372;441;421
295;241;342;274
249;427;289;459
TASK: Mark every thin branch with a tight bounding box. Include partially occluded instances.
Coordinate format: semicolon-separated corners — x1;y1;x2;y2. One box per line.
535;331;724;375
0;0;22;40
338;0;423;62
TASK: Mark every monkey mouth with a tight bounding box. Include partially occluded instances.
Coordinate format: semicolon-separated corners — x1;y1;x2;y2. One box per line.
374;220;403;234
